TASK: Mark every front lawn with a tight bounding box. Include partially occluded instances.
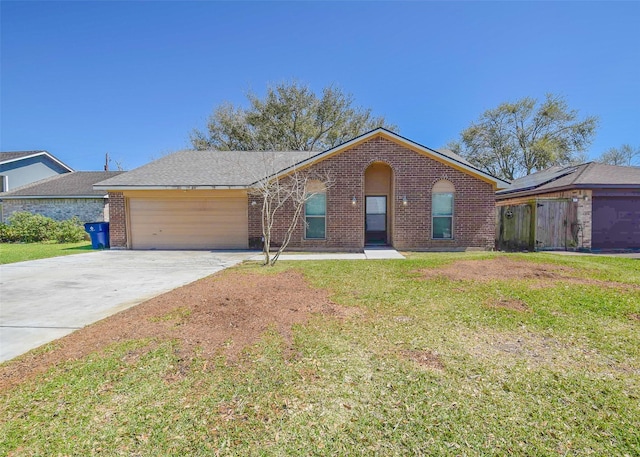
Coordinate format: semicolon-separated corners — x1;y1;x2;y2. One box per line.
0;241;93;264
1;253;638;455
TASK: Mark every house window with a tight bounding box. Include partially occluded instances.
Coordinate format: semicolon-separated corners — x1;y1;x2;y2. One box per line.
432;180;455;239
305;183;326;239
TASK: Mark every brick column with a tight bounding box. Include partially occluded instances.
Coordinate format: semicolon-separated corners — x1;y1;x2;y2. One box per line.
108;192;127;248
576;190;592;250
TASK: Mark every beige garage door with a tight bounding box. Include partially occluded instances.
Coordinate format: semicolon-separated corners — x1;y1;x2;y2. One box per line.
128;191;248;249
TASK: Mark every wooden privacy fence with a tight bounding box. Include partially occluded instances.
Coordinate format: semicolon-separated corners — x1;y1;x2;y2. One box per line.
496;199;578;251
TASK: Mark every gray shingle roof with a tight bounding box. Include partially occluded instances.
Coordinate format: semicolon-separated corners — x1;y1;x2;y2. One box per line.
95;129;510;190
572;162;640;185
497;162;640;197
0;151;47;163
1;172;124;198
95;150;314;188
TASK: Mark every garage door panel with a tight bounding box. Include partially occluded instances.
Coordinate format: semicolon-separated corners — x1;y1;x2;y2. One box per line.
128;193;248;249
592;197;640;249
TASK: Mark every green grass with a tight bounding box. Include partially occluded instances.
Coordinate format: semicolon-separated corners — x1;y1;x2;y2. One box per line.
1;253;639;456
0;241;93;264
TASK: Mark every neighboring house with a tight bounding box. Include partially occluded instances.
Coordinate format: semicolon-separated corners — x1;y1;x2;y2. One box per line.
0;151;73;192
95;128;509;251
1;171;123;223
496;162;640;251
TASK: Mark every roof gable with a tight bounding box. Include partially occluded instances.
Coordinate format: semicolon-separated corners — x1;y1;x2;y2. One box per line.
0;150;74;172
266;128;510;189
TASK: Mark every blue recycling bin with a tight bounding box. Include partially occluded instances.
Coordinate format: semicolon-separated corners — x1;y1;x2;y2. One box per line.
84;222;110;249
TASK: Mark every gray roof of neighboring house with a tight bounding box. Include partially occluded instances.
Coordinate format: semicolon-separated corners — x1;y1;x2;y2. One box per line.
1;151;46;162
0;171;123;198
95;150;315;189
497;162;640;198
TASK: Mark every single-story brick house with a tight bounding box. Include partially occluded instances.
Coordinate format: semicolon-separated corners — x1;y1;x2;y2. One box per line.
95;129;509;251
496;162;640;251
1;171;123;223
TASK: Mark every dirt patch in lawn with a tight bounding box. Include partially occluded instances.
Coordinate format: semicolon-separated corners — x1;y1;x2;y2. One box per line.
629;313;640;322
0;270;351;391
418;257;636;290
486;298;530;312
419;257;576;282
401;349;444;371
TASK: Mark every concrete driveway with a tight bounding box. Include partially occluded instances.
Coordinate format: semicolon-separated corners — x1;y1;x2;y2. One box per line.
0;250;254;363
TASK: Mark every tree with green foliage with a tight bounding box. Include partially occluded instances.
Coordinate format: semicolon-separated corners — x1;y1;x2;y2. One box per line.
190;81;395;151
596;144;639;166
448;94;598;180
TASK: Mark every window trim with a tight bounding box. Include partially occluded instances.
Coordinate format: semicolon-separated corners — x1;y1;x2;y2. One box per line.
432;183;455;240
304;191;326;240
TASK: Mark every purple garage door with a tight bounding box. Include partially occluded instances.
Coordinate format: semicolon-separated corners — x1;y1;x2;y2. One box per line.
592;197;640;250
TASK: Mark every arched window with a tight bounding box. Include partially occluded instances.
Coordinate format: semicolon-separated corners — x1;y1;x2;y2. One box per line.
432;180;454;239
305;181;326;239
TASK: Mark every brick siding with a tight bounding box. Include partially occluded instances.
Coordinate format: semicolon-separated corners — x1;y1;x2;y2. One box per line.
110;137;497;251
248;137;496;251
107;192;127;248
1;198;107;223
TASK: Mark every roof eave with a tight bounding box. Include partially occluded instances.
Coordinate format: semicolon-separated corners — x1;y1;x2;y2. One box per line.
94;185;250;191
496;183;640;200
0;195;107;200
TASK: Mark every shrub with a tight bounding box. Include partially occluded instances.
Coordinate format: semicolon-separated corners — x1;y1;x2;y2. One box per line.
54;217;87;243
0;222;19;243
8;212;58;243
4;212;88;243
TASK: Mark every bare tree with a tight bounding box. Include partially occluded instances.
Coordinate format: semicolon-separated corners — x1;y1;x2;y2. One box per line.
233;151;334;266
597;144;639;166
251;168;333;266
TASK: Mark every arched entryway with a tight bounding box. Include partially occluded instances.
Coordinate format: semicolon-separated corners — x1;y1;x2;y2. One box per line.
364;162;393;245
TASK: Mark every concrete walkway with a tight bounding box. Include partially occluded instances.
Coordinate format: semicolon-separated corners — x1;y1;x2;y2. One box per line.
0;250;253;363
249;248;405;261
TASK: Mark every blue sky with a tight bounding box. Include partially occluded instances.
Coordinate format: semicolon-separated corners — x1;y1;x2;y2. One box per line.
1;1;639;171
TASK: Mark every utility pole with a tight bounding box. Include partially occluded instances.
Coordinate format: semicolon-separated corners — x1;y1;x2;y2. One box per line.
104;152;109;171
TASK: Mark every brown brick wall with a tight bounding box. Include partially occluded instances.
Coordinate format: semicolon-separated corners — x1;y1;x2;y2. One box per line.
107;192;127;248
248;137;496;251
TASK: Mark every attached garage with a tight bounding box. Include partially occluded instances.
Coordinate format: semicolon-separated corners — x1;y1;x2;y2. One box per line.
95;148;311;250
496;162;640;252
125;190;248;249
592;192;640;250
